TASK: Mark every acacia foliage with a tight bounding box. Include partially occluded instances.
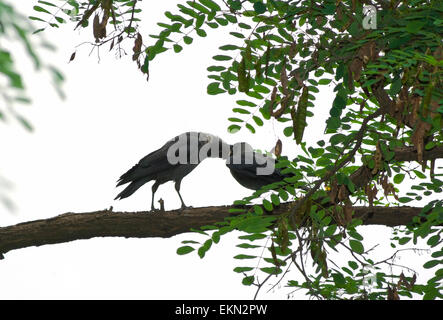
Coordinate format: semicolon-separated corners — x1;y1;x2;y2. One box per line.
30;0;443;299
0;0;64;130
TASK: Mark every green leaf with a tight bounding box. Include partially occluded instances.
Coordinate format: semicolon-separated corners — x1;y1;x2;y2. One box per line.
393;173;405;184
181;240;200;244
28;16;46;23
413;170;426;179
207;65;225;72
15;115;33;131
207;82;226;95
230;31;245;38
283;126;293;137
330;133;346;145
237;100;256;107
278;189;289;201
219;44;239;51
406;20;426;33
32;28;45;34
318;78;332;85
214;17;228;26
228;117;244;123
33;5;51;14
423;260;440;269
253;116;264;126
212;55;232;61
238;233;267;241
333;94;346;110
325;224;337;237
238;22;252;29
224;13;238;23
349;239;364;254
260;267;282;275
253;205;263;215
196;28;207;37
398;197;413;204
198;239;213;258
233;267;254;273
262;199;273;211
242;276;254;286
173;44;183;53
253;1;267;14
177;246;195;255
270;193;280;206
398;237;411;245
227;0;242;11
55;16;65;24
212;231;221;243
183;36;193;44
237;243;261;249
233;108;250;115
332;273;346;287
254;84;271;94
390;77;402;95
234;254;256;259
228;124;241;133
427;235;440;247
195;14;205;28
348;261;358;270
199;0;221;11
245;123;255;134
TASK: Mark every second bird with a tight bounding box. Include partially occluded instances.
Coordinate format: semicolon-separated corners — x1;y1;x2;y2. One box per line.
226;142;289;190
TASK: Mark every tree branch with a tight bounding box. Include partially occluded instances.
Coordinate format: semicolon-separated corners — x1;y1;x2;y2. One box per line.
394;145;443;162
0;204;425;259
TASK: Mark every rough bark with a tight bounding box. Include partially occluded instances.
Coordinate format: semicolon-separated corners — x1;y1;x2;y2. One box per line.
0;204;424;259
393;145;443;162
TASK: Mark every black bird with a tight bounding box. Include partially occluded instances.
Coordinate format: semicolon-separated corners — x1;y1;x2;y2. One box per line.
226;142;290;190
115;132;229;210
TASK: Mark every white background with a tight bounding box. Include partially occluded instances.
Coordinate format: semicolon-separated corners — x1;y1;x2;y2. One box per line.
0;1;438;299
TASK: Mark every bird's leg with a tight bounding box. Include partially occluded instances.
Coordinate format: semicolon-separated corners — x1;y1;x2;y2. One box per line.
151;181;160;211
174;180;189;210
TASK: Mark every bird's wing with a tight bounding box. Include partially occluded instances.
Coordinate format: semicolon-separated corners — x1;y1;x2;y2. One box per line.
116;136;181;186
137;137;179;168
137;132;206;167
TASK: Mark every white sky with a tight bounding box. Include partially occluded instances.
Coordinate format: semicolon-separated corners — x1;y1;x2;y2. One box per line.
0;1;439;299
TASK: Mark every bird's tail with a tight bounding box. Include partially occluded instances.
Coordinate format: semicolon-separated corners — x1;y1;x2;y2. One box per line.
116;164;140;186
114;179;149;200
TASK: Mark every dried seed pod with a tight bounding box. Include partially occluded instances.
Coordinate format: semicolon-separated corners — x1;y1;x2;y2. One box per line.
274;139;282;158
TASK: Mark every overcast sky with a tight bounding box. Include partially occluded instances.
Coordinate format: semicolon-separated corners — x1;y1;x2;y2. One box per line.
0;1;438;299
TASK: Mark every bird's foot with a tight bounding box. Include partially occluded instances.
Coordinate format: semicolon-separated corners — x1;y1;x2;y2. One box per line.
178;205;193;212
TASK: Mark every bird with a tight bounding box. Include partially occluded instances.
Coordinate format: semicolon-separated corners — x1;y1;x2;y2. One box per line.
115;132;230;210
226;142;291;190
